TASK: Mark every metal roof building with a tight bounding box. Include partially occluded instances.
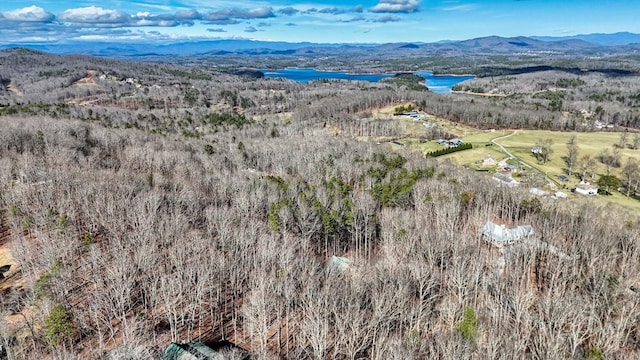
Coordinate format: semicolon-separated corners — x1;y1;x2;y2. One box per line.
481;222;535;247
162;342;226;360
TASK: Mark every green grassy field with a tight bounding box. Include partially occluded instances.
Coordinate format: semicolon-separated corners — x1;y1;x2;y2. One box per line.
383;107;640;209
392;110;508;160
381;104;640;212
496;130;640;183
449;125;635;202
406;134;506;163
462;129;640;210
440;145;506;166
462;130;507;144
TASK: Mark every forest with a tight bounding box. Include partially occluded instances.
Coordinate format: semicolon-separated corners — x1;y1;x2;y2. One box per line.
1;48;640;359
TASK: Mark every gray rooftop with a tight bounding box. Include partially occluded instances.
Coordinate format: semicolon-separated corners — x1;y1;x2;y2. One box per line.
481;222;534;246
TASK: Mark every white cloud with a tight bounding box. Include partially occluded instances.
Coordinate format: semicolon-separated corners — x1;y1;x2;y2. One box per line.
74;35;114;41
58;6;131;24
133;19;179;27
132;12;185;27
443;5;478;12
278;7;299;16
3;5;55;22
203;7;275;22
373;15;401;23
370;0;420;13
55;6;199;27
175;9;201;20
319;7;346;15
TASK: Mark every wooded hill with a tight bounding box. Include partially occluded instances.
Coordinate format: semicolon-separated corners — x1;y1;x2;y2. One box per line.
0;49;640;359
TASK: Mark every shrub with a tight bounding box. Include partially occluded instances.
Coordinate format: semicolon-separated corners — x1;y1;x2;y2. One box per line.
456;307;479;344
204;144;215;155
44;305;74;347
587;345;603;360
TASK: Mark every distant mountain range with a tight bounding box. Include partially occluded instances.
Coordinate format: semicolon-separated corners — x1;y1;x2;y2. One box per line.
0;40;348;57
531;32;640;46
1;32;639;58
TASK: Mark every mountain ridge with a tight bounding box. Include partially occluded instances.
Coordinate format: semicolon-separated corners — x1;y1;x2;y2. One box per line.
532;32;640;46
1;33;638;58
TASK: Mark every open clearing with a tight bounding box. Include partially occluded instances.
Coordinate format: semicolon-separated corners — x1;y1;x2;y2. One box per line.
381;107;640;211
6;82;23;97
0;217;20;289
460;129;640;210
73;70;100;87
0;243;19;286
495;130;640;183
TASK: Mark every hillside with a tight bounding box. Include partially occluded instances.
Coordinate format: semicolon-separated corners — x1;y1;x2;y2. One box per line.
0;50;640;360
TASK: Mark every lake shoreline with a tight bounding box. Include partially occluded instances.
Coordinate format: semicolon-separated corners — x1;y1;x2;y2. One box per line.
431;73;477;77
262;67;397;76
262;67;474;77
262;68;475;94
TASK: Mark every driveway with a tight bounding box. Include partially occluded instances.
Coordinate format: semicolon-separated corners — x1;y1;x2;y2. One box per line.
491;130;556;188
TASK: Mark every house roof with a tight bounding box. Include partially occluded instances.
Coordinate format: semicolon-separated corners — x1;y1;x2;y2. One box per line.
482;155;497;165
552;191;568;199
576;181;597;190
325;256;351;275
529;188;548;196
531;146;543;153
493;172;519;186
162;342;225;360
575;181;598;195
481;221;534;245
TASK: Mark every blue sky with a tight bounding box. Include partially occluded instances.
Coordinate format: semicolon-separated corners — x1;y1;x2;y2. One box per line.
1;0;639;44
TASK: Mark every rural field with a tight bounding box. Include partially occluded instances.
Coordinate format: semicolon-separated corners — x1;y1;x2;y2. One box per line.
387;109;640;210
496;130;639;178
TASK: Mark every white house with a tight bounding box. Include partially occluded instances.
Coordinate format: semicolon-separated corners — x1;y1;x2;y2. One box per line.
401;112;425;120
550;191;568;200
449;138;464;147
575;181;598;196
529;188;548;197
482;155;497;166
436;138;464;147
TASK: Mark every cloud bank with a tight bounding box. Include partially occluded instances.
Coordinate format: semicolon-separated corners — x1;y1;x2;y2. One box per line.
0;2;422;44
2;6;55;22
370;0;420;13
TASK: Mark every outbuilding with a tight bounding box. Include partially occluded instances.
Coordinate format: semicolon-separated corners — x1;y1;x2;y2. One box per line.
492;172;519;187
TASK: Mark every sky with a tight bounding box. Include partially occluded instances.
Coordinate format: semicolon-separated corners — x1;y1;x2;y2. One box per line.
1;0;640;45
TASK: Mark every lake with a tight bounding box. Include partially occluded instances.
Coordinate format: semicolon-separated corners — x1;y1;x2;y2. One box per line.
261;68;474;94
